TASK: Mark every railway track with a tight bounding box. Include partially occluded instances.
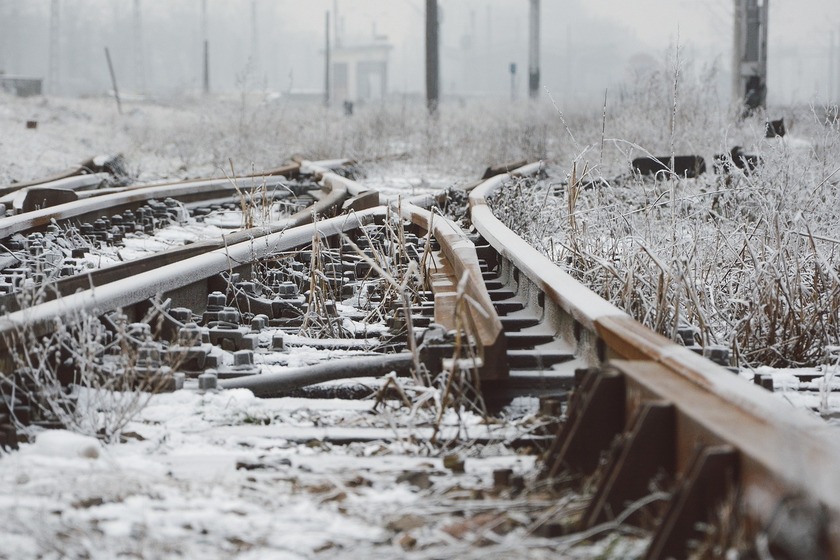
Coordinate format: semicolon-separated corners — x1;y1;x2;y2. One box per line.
0;158;838;558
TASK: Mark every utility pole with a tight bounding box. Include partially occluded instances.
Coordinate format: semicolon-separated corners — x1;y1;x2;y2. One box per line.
250;0;258;69
0;2;7;73
324;11;330;107
831;31;836;103
133;0;145;94
426;0;439;115
7;1;20;75
333;0;340;47
49;0;61;94
528;0;540;99
510;62;517;101
201;0;209;94
829;27;840;105
732;0;769;112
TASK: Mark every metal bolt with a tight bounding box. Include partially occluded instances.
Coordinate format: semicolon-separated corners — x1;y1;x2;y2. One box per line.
271;332;285;351
207;291;226;309
172;372;186;390
128;322;152;340
250;315;268;331
217;307;241;324
178;323;203;347
233;350;254;367
198;370;218;391
170;307;193;322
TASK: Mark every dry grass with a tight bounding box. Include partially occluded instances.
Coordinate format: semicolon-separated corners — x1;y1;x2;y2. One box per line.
0;284;175;443
489;65;840;368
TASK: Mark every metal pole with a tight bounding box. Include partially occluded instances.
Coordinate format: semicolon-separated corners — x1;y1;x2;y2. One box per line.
104;47;122;114
49;0;60;95
831;31;836;102
836;27;840;104
201;0;208;94
133;0;145;94
759;0;769;108
733;0;768;112
528;0;540;100
333;0;340;47
510;62;517;101
426;0;439;115
9;1;19;75
732;0;743;107
203;40;210;94
250;0;258;68
324;11;330;107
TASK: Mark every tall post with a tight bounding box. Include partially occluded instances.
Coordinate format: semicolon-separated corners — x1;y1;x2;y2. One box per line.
333;0;340;47
49;0;61;94
324;11;330;107
829;27;840;105
426;0;439;115
250;0;258;67
510;62;517;101
201;0;209;94
831;31;836;102
0;2;7;73
8;1;19;74
133;0;145;94
733;0;769;112
203;40;210;94
528;0;540;99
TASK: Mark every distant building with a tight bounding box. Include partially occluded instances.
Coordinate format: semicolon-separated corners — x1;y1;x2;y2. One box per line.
331;42;392;104
0;75;43;97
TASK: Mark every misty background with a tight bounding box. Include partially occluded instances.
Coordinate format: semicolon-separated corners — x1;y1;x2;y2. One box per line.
0;0;838;108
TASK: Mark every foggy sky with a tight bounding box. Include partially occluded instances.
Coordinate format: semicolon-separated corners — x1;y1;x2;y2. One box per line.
0;0;838;106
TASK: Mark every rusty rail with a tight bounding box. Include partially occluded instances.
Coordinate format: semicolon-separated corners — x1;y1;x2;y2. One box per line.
0;154;126;197
398;201;507;381
0;208;383;369
4;154;840;556
469;162;840;558
0;169;369;313
0;162;300;238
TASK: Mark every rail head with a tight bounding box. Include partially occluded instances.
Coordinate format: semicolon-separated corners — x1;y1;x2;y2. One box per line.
396;200;507;380
469;167;627;334
469;161;840;545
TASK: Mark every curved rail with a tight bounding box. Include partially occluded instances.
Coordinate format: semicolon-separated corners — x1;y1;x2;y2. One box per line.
0;207;382;369
397;201;507;381
468;162;840;558
0;154;125;197
0;168;373;313
0;163;300;239
4;153;840;556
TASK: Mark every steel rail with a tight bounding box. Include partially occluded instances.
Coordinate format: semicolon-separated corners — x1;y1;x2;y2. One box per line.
220;354;414;396
0;154;124;196
396;200;507;381
0;207;384;369
0;162;300;238
0;170;373;314
0;173;112;212
468;162;840;557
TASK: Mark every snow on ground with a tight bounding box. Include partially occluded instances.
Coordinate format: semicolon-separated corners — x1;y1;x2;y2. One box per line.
0;93;594;558
5;90;830;557
0;385;560;559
